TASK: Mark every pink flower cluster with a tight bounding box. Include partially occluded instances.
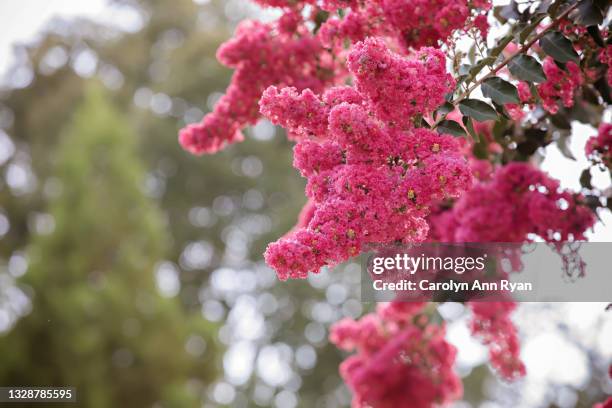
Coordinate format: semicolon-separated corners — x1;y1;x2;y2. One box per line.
537;57;584;114
586;123;612;168
262;39;472;280
468;302;525;380
347;40;455;127
330;302;462;408
178;0;493;156
427;163;595;380
506;82;533;121
429;162;595;243
319;0;490;51
179;17;339;154
595;398;612;408
379;0;469;49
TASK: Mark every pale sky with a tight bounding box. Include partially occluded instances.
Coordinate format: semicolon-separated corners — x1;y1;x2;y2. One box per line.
0;0;144;81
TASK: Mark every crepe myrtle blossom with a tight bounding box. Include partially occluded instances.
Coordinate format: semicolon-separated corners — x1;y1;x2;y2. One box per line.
537;57;584;114
428;162;595;244
179;16;341;154
468;302;525;380
347;40;455;128
261;39;472;281
586;122;612;169
505;82;533;121
319;0;491;51
426;162;595;381
178;0;491;155
330;302;462;408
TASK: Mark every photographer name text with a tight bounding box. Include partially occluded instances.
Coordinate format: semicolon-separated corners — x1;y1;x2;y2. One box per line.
372;279;533;293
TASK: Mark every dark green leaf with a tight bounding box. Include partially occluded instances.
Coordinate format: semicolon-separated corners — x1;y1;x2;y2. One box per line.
437;102;455;116
576;0;604;26
458;99;498;122
525;128;548;144
539;31;580;63
580;169;593;189
492;101;511;119
583;85;600;105
508;55;546;83
553;59;566;71
517;128;548;156
546;0;564;17
437;120;466;137
567;102;598;124
470;57;496;77
550;114;571;130
518;14;547;43
587;26;605;47
595;76;612;104
556;134;576;160
313;10;330;33
584;195;603;214
492;117;509;141
489;34;514;58
482;77;520;104
462;116;480;142
517;140;540;156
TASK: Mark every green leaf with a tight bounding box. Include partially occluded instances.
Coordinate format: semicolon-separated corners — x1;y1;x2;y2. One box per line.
517;140;540;156
440;101;455;114
539;31;580;63
508;55;546;83
550;113;571;130
437;120;466;137
489;34;514;58
462;116;480;142
469;57;496;77
580;169;593;189
595;76;612;104
587;26;605;47
491;101;511;119
556;134;576;161
518;14;547;43
436;102;455;118
482;77;520;104
458;99;498;122
576;0;604;26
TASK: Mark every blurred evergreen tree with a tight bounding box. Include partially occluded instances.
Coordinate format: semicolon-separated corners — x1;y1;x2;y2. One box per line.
0;86;218;408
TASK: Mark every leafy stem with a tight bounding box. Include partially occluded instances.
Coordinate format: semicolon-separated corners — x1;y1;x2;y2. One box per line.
432;0;580;129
